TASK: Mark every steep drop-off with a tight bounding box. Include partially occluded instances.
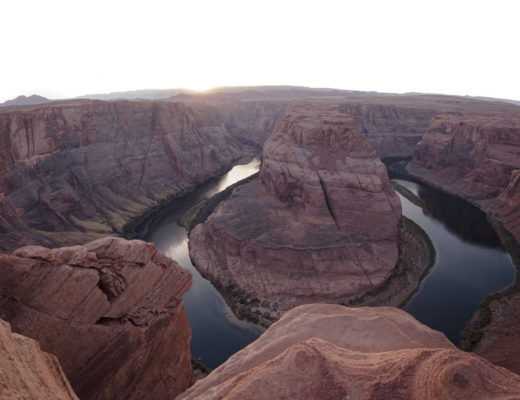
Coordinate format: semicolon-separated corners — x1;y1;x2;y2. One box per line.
409;113;520;242
190;109;401;312
0;237;192;400
408;113;520;374
0;318;78;400
179;304;520;400
0;100;245;251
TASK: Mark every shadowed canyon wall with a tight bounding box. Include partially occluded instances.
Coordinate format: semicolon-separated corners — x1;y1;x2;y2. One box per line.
410;113;520;242
0;100;245;251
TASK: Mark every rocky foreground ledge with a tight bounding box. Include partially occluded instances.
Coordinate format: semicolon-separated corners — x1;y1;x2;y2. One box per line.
0;318;78;400
0;236;193;400
178;304;520;400
190;107;402;315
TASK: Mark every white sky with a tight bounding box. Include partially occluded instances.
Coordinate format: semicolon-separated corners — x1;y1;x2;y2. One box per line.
1;0;519;102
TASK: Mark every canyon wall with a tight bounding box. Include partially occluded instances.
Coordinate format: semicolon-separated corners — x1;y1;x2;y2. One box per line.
190;109;401;310
0;100;245;252
409;113;520;242
338;101;436;157
179;304;520;400
0;318;78;400
0;237;192;400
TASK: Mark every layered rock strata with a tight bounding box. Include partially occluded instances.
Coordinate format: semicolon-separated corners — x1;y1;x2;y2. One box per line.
409;113;520;374
409;113;520;242
0;318;78;400
0;236;192;400
0;100;244;252
190;110;401;310
178;304;520;400
473;292;520;375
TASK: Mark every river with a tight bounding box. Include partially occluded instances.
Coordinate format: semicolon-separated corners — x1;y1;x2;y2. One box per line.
144;160;517;368
143;158;264;369
395;178;516;345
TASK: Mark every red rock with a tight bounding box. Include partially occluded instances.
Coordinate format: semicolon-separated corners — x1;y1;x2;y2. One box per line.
0;318;78;400
178;304;520;400
190;109;401;309
409;113;520;242
473;293;520;375
0;100;245;252
0;236;192;400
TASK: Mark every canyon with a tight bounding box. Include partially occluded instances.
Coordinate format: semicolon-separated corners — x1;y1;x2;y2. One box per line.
407;112;520;374
0;100;245;252
189;107;403;313
0;86;520;397
179;304;520;400
409;113;520;242
0;236;192;399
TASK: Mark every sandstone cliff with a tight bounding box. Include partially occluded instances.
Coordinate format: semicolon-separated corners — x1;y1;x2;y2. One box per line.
409;113;520;242
190;109;401;311
0;236;192;400
178;304;520;400
408;113;520;375
0;100;245;252
0;318;78;400
181;89;520;158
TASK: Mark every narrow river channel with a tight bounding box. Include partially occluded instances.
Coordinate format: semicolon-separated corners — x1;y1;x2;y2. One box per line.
144;160;517;369
144;159;264;369
395;179;516;346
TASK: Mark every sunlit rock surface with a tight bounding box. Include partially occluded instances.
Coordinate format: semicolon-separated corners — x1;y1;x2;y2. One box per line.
0;236;193;400
0;318;78;400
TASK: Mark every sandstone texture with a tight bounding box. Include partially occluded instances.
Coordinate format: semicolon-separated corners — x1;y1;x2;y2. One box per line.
408;113;520;374
473;293;520;375
178;304;520;400
182;88;520;158
409;113;520;242
0;236;192;400
0;318;78;400
0;100;244;252
190;109;401;310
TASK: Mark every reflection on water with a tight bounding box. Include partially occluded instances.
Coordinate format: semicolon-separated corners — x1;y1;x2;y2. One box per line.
144;161;516;367
414;181;501;248
144;158;263;369
396;179;516;345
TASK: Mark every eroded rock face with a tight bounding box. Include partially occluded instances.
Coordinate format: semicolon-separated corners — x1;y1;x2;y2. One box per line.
0;100;245;252
190;110;401;309
0;237;192;400
0;318;78;400
178;304;520;400
473;293;520;375
338;101;436;157
409;113;520;241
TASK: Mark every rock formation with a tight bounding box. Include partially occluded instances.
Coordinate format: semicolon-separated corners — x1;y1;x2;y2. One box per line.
0;318;78;400
178;304;520;400
408;113;520;374
472;292;520;376
0;100;245;252
0;236;192;400
409;113;520;242
190;109;401;310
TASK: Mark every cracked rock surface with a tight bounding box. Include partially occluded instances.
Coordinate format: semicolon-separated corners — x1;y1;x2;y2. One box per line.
0;236;192;400
190;108;401;308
